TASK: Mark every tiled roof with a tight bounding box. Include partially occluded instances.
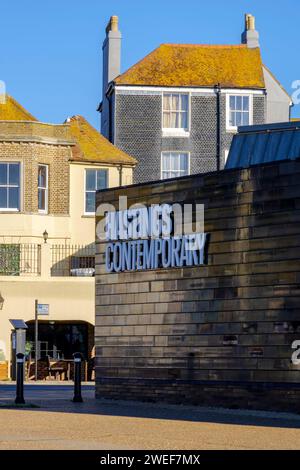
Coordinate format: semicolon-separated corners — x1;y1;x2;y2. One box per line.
115;44;265;89
0;94;37;121
68;115;137;166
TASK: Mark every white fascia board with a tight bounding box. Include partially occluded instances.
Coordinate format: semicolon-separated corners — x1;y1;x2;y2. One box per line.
220;88;265;95
115;85;265;95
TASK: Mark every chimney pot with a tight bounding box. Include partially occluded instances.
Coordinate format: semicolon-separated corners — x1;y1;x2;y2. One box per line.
106;15;119;34
245;13;255;31
241;13;259;48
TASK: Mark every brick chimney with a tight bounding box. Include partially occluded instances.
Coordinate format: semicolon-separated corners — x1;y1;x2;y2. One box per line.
102;16;121;97
241;13;259;48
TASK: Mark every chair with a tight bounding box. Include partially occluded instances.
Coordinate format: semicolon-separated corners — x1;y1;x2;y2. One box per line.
47;356;66;381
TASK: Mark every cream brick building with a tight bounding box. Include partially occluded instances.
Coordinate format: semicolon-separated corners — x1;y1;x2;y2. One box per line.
0;95;136;379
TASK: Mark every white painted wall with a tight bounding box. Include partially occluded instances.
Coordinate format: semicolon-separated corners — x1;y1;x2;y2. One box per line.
263;66;291;123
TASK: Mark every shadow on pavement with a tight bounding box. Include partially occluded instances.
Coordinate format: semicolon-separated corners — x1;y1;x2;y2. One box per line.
0;383;300;430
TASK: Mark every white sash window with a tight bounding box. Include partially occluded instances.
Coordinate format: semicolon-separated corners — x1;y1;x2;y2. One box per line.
85;169;108;214
38;164;48;213
163;93;189;135
0;162;20;211
161;152;189;180
227;94;252;131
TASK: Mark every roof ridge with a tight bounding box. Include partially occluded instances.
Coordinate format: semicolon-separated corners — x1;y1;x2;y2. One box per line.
161;43;248;48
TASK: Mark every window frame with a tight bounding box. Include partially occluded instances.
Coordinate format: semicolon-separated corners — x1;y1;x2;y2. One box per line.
38;164;49;214
226;93;253;132
84;168;108;215
160;151;190;180
162;92;190;137
0;161;21;212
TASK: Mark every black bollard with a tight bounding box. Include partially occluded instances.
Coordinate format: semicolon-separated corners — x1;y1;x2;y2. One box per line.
72;352;83;403
15;352;25;405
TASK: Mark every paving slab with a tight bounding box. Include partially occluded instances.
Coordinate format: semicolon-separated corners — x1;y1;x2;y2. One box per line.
0;383;299;450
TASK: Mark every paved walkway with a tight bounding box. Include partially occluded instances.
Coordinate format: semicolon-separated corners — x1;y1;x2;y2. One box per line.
0;383;300;450
0;381;94;401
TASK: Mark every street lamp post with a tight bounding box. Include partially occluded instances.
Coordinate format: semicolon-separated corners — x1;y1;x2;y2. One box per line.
43;230;48;244
35;300;38;381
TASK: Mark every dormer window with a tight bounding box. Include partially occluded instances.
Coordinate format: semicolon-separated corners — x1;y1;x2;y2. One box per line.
163;93;189;136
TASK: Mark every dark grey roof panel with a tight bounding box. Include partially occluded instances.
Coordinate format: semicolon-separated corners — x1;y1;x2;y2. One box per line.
225;121;300;169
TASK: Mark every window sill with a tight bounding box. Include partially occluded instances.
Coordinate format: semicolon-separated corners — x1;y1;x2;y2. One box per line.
0;209;20;213
162;129;190;138
82;213;95;218
226;126;238;134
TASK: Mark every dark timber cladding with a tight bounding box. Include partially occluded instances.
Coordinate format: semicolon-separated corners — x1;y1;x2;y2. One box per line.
95;159;300;411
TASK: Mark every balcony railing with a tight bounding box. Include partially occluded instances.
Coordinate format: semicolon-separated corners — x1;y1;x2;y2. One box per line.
0;244;41;276
0;243;95;277
51;244;95;277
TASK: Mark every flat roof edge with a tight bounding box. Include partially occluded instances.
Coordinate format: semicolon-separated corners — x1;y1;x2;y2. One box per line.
238;121;300;133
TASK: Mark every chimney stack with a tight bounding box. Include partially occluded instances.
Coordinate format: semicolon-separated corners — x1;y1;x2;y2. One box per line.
102;15;121;96
101;16;121;138
241;13;259;48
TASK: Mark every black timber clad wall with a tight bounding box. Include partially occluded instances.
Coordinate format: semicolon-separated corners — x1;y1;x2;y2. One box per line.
95;159;300;411
114;92;266;184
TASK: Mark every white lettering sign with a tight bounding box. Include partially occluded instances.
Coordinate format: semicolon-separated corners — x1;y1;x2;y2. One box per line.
103;203;208;273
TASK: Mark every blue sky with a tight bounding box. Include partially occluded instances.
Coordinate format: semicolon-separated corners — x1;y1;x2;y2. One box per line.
0;0;299;128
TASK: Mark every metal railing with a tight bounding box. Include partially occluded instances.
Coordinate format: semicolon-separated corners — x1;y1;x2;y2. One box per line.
51;243;95;277
0;244;41;276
